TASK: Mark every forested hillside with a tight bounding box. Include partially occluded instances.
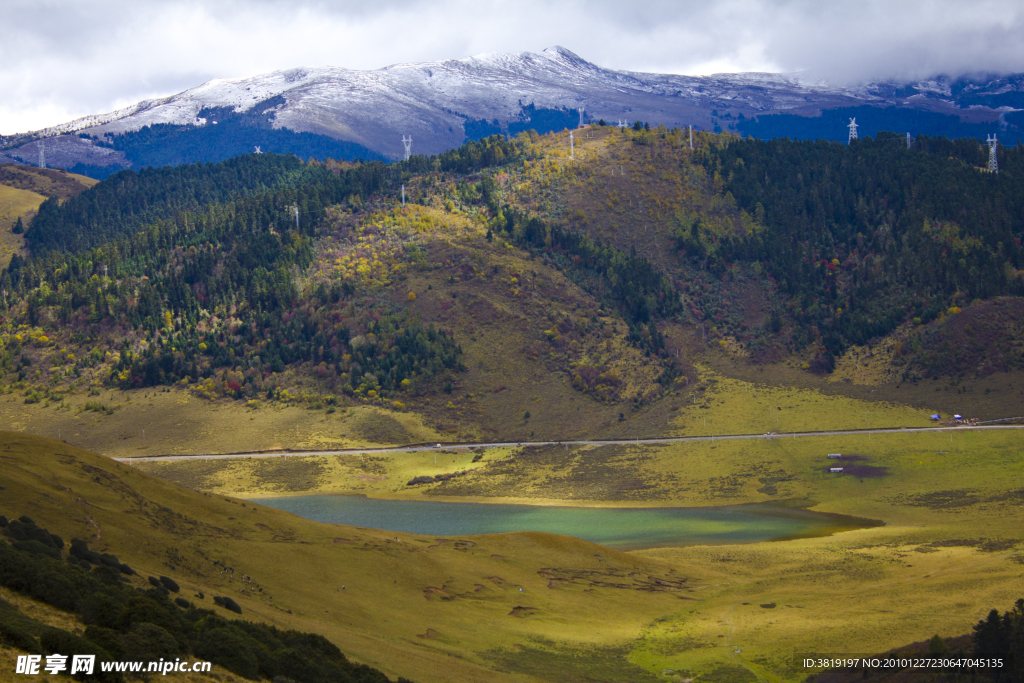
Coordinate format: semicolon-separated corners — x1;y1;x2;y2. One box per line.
700;134;1024;371
1;127;1022;437
488;124;1024;377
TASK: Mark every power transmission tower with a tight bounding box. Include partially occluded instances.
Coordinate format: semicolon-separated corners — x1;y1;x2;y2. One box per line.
987;134;998;173
617;119;628;129
689;125;693;150
254;146;262;154
402;135;412;161
401;184;406;207
38;139;45;169
577;108;584;128
847;118;858;144
570;131;574;160
905;132;912;149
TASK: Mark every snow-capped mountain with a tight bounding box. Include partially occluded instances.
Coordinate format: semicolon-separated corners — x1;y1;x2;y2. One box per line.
2;47;1020;173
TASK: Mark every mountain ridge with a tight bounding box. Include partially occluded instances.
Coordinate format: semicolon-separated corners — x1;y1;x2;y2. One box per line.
2;47;1021;176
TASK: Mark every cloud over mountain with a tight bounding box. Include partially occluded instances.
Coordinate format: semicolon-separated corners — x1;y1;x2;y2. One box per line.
2;0;1023;135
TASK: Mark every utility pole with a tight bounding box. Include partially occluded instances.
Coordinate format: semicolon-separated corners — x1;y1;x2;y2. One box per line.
906;132;912;149
689;125;693;150
570;130;574;160
401;185;406;207
38;139;45;169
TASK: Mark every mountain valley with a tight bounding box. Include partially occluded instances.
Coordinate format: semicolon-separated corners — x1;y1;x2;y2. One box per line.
1;124;1023;681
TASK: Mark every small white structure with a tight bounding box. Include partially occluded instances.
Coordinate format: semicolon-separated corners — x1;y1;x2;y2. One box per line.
827;453;842;459
830;467;844;473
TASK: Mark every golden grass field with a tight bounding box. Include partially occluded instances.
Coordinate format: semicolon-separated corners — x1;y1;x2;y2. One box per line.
0;185;44;269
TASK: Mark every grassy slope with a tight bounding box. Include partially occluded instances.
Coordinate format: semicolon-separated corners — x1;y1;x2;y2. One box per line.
0;165;96;269
1;431;709;683
0;185;44;270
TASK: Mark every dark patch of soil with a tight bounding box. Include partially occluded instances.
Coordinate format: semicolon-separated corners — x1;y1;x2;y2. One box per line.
251;458;326;492
927;538;1020;552
353;412;411;444
139;460;232;490
423;587;453;600
987;488;1024;505
756;468;796;495
822;464;889;478
508;606;537;617
893;489;984;510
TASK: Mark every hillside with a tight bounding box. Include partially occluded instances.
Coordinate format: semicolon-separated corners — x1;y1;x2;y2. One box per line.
0;165;97;270
0;431;703;683
1;129;1023;454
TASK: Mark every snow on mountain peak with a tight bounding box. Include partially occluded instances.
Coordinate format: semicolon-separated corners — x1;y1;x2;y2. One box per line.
6;47;1017;167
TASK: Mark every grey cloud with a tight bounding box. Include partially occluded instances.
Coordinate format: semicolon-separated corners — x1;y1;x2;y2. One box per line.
2;0;1023;134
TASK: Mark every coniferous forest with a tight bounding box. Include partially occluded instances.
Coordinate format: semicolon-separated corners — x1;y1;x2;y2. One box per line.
692;134;1024;370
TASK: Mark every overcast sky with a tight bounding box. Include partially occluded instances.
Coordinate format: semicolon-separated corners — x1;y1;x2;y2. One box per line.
3;0;1023;135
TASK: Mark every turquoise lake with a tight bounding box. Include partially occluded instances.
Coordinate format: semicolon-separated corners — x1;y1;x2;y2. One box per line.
254;495;879;550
